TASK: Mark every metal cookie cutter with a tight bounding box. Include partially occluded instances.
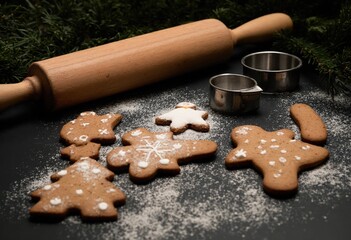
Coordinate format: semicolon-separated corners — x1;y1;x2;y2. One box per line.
209;73;262;114
241;51;302;93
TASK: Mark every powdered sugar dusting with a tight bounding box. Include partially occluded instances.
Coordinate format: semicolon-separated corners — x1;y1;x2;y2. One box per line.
1;77;351;239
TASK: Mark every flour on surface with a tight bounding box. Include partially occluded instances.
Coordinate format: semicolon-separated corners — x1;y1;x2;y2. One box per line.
1;79;351;239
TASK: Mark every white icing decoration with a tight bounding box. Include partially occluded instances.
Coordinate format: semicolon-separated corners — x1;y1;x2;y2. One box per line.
106;188;116;193
98;202;108;210
138;161;149;168
276;131;284;136
76;189;83;195
290;140;297;143
131;129;142;136
57;170;67;176
43;185;52;190
80;112;96;116
157;108;208;129
136;140;173;165
173;143;182;149
270;145;280;149
302;145;311;150
92;168;101;174
295;156;301;160
273;173;281;178
50;198;62;206
280;149;287;154
257;145;263;149
159;159;170;165
235;149;247;158
101;118;108;123
271;139;277;142
81;122;90;127
244;139;249;144
98;129;109;135
260;139;267;144
79;135;89;142
269;161;276;166
70;120;76;124
279;157;287;163
117;150;126;157
260;150;267;155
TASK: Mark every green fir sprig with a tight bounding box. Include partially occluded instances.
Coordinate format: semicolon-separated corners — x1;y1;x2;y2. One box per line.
1;0;350;96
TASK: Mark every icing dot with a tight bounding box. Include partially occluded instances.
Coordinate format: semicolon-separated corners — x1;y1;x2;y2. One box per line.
257;145;263;149
98;202;108;211
244;139;249;144
279;157;287;163
79;135;89;142
277;132;284;136
260;150;267;155
273;173;281;178
106;188;116;193
269;161;276;166
57;170;67;176
101;118;108;123
302;145;311;150
280;149;287;154
235;149;247;158
271;139;277;142
290;140;297;143
92;168;101;174
260;139;267;144
50;198;62;206
117;150;126;157
43;185;52;190
159;159;170;165
76;189;83;195
295;156;301;161
81;122;90;127
138;161;149;168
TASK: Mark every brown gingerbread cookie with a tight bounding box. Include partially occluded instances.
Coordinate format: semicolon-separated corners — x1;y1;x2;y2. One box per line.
30;158;126;221
155;102;209;134
60;142;101;162
60;111;122;146
225;125;329;197
290;103;327;145
106;128;217;183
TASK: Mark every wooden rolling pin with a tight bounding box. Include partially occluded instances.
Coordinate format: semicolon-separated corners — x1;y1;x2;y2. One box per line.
0;13;292;111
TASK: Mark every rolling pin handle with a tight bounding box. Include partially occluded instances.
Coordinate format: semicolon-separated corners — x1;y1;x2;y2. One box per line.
0;76;42;111
230;13;293;45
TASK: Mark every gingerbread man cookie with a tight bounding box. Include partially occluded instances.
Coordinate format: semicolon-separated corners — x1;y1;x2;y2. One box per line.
225;125;329;196
60;111;122;146
30;158;126;221
106;128;217;183
155;102;209;134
